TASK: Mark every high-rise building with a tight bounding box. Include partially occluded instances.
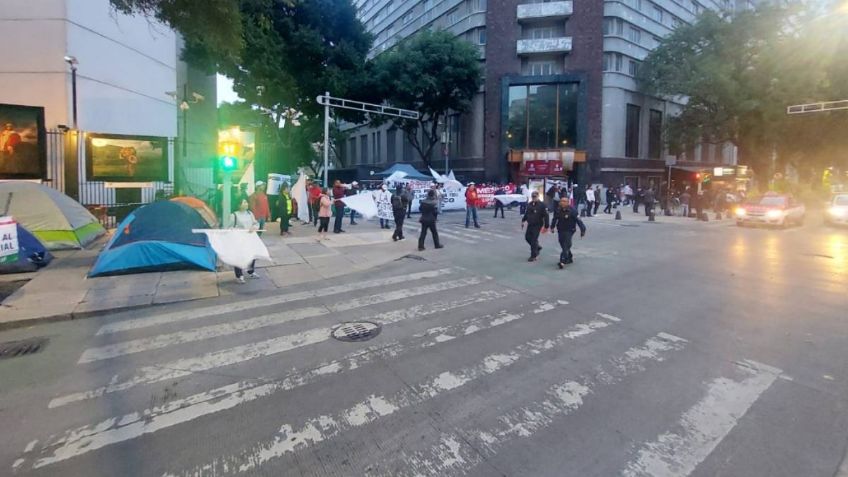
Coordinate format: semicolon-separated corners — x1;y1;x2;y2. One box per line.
348;0;753;186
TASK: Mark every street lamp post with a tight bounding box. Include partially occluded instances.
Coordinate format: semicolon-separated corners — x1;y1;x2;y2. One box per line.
64;56;78;129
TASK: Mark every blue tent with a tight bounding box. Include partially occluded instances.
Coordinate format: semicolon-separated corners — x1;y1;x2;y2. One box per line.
375;163;432;181
0;223;53;274
89;201;216;277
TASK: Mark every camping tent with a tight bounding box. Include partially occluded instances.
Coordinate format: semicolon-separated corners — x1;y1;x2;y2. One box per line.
374;163;432;181
171;196;219;228
0;182;105;250
89;201;216;277
0;221;53;274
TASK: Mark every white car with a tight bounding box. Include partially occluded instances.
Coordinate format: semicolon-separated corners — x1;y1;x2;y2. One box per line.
825;194;848;226
735;193;806;228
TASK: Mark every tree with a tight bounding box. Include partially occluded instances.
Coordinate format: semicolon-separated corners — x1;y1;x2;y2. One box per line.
367;30;483;169
185;0;372;174
637;2;848;182
109;0;245;61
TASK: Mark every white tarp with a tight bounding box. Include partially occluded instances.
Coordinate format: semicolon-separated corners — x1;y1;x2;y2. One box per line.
291;173;310;223
194;229;271;270
494;194;528;204
341;192;378;219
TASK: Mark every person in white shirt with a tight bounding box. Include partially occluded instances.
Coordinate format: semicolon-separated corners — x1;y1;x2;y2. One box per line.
585;186;595;217
231;199;259;283
374;184;393;229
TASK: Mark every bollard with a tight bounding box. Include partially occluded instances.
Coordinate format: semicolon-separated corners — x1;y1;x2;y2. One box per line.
580;209;586;217
648;212;655;222
615;210;622;220
701;212;709;222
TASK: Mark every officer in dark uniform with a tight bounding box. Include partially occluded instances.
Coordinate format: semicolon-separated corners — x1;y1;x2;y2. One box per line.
550;197;586;269
521;190;549;262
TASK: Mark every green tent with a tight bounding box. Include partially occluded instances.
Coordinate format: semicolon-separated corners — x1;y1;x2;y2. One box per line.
0;182;105;250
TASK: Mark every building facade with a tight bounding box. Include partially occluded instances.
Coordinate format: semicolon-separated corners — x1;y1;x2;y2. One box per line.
0;0;216;208
348;0;752;185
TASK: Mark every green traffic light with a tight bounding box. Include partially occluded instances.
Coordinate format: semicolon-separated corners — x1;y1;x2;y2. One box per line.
221;156;236;171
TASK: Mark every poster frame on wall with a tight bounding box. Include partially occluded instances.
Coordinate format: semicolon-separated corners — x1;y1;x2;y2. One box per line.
0;103;47;180
85;133;169;183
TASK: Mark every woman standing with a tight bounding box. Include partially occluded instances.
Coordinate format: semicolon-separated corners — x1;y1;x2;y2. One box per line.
277;185;293;236
317;187;332;241
232;199;260;283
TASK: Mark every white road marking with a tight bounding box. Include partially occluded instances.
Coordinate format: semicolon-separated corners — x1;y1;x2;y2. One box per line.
79;277;483;364
597;313;621;322
402;223;476;244
449;224;511;239
621;359;782;477
95;268;455;335
28;299;563;469
382;333;689;477
162;314;618;476
48;286;501;410
445;226;494;241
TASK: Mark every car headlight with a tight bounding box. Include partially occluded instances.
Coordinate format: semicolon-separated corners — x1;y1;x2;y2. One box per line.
735;208;746;217
765;209;784;219
829;207;847;217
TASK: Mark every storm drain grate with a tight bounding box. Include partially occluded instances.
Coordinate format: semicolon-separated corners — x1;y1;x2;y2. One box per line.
332;322;382;342
0;336;49;359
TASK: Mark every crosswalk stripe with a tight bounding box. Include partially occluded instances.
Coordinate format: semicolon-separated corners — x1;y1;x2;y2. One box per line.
95;268;455;336
402;223;476;244
444;225;493;241
78;277;485;364
48;287;506;409
383;332;689;477
449;223;511;239
25;300;557;469
163;315;619;476
621;359;781;477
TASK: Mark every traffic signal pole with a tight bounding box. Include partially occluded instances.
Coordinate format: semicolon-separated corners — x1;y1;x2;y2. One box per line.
323;91;330;187
223;171;232;227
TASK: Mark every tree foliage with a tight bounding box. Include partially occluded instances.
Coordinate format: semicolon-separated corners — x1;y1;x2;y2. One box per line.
637;1;848;180
367;30;483;168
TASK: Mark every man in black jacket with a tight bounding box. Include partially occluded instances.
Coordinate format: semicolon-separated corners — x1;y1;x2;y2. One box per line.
550;197;586;268
521;190;549;262
418;190;443;251
392;185;407;241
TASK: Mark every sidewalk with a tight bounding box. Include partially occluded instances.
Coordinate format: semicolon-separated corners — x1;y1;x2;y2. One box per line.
0;218;414;330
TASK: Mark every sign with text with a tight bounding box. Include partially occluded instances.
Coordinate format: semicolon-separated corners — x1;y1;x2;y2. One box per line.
524;160;564;176
0;217;19;264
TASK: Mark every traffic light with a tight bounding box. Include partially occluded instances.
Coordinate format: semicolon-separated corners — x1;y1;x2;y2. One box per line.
218;140;241;172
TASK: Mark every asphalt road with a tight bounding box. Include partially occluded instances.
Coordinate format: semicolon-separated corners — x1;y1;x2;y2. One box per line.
1;207;847;477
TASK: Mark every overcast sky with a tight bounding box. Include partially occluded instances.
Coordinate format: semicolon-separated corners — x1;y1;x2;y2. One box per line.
216;74;241;105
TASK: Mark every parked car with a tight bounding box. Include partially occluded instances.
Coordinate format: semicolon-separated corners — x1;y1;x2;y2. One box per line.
735;192;805;228
825;193;848;226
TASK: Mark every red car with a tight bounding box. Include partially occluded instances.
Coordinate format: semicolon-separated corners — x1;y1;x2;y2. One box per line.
734;192;806;228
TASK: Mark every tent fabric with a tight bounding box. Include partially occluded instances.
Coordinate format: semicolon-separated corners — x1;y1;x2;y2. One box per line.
171;196;219;227
374;163;431;181
90;201;216;277
0;182;105;249
291;173;310;223
0;223;53;274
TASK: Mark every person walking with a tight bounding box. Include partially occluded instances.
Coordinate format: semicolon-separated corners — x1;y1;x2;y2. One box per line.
418;189;443;251
593;186;602;216
633;187;642;213
550;197;586;269
231;199;260;283
317;188;332;241
521;190;549;262
248;181;271;236
332;180;348;233
623;183;634;206
679;188;691;217
465;182;481;228
375;184;392;229
493;185;506;218
309;180;322;226
643;187;656;217
604;186;615;214
276;184;294;236
585;186;595;217
391;185;407;241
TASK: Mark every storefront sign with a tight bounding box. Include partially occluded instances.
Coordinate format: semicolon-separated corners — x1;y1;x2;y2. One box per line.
524;160;564;176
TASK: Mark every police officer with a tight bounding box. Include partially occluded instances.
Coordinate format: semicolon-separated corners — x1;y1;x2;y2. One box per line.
550;197;586;269
521;190;549;262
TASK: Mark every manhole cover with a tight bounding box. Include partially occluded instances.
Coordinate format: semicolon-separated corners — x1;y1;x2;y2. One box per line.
331;322;382;342
0;336;49;360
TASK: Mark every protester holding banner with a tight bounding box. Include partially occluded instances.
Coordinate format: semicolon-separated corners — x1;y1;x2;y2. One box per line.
465;182;481;228
231;199;260;283
375;184;393;229
418;190;443;251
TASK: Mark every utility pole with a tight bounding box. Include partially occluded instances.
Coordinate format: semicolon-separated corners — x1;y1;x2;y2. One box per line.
64;56;78;129
323;91;330;187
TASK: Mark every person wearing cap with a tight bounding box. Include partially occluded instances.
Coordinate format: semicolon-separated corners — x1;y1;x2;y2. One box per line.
521;190;549;262
248;181;271;236
465;182;480;228
550;197;586;268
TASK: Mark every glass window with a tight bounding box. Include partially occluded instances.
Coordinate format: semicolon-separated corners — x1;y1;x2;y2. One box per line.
648;109;662;159
615;54;623;72
349;137;357;164
402;11;414;25
477;0;487;11
653;5;663;22
603;18;614;35
616;19;624;35
478;27;487;45
507;86;528;149
635;0;643;10
628;26;641;43
603;53;612;71
528;85;558;149
360;135;369;164
375;131;382;162
387;128;397;162
447;8;459;25
529;61;555;76
424;0;434;11
628;59;640;76
625;104;641;158
557;83;578;148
